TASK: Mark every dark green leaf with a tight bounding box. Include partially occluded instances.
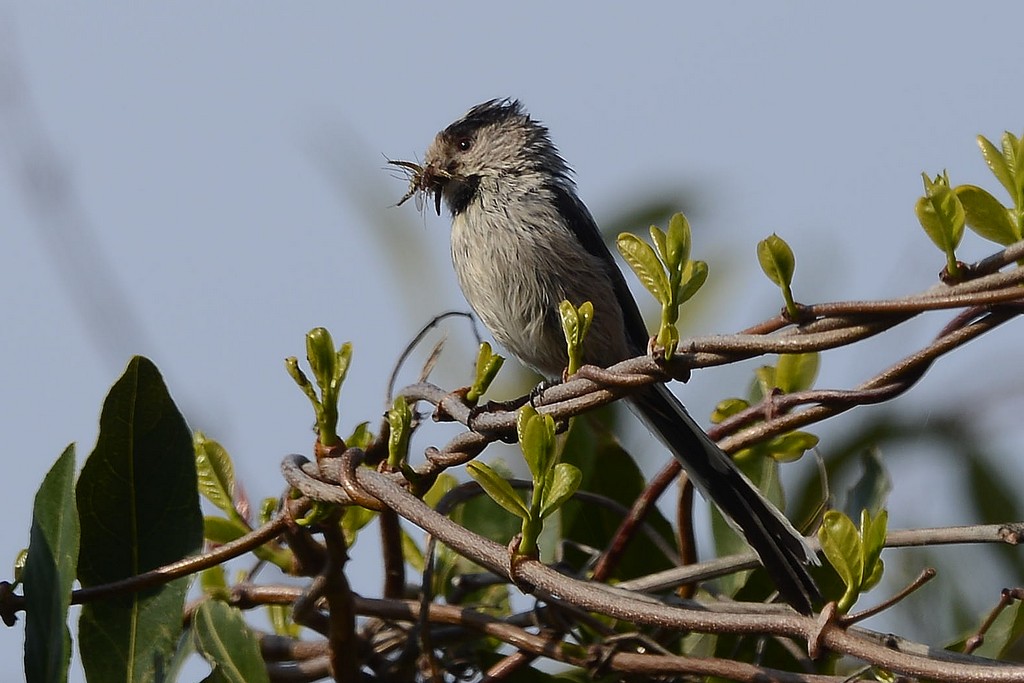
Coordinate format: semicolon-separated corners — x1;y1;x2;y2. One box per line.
712;446;787;593
76;357;203;683
843;449;892;519
559;414;677;580
164;631;196;683
24;445;79;683
193;600;270;683
444;475;519;605
956;184;1019;245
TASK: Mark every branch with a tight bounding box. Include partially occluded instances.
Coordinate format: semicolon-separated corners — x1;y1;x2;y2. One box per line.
280;456;1024;681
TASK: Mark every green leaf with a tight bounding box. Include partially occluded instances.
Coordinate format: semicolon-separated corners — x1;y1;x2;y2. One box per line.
664;212;692;268
444;469;520;596
617;233;670;303
205;515;292;570
1002;132;1024;205
203;516;251;544
194;432;238;519
467;342;504;404
861;509;888;564
774;353;819;394
752;365;776;402
400;527;426;573
193;600;270;683
756;234;796;288
387;397;412;467
861;556;885;593
24;445;79;683
423;473;458;509
344;422;373;449
165;631;196;683
915;171;965;254
517;407;555;481
13;548;28;586
538;463;582;520
818;510;862;612
340;504;377;547
860;509;888;592
767;431;818;462
466;462;530;520
649;224;669;266
266;603;301;638
559;415;677;580
76;357;203;683
978;134;1016;202
284;356;317;405
971;598;1024;659
305;327;338;394
559;301;594;376
677;260;708;304
711;397;750;423
199;565;229;600
956;184;1019;245
656;323;680;360
301;328;352;447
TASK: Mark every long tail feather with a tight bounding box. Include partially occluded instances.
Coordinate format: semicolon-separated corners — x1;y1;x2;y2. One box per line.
629;383;820;614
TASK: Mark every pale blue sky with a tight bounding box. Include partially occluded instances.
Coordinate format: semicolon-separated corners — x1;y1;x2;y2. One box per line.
3;3;1023;679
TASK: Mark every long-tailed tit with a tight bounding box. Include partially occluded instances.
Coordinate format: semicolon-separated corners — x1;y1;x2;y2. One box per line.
396;99;819;613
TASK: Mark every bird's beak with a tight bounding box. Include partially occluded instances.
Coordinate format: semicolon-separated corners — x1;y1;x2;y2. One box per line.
433;184;443;216
421;163;450;216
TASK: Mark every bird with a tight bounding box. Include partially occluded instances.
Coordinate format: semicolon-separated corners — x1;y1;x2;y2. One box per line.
398;98;819;614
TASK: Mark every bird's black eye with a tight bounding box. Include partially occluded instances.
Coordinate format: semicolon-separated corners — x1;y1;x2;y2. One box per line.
456;137;472;152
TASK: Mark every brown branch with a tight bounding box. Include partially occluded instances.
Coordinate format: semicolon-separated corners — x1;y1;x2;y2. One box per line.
590;459;682;583
2;510;298;617
319;519;358;682
312;462;1024;681
379;508;406;600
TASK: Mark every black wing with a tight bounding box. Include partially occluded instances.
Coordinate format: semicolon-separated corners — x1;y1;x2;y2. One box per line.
549;183;650;355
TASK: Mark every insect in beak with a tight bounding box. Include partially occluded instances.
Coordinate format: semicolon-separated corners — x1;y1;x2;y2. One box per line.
387;159;451;216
